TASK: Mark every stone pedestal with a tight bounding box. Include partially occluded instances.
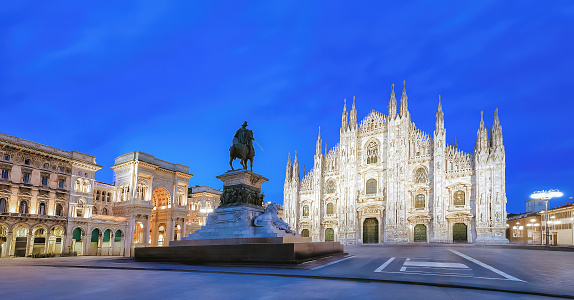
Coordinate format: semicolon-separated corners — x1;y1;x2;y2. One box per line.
135;169;344;264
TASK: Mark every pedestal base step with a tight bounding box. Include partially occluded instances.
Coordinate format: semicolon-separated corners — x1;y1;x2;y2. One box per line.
134;241;344;264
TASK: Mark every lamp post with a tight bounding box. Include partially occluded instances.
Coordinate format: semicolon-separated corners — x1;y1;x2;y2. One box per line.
531;190;563;246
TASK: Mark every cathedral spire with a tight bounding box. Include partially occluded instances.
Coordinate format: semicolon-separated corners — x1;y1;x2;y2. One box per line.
388;84;397;120
341;98;348;131
491;108;503;149
349;96;358;128
476;111;489;153
316;126;322;155
293;151;300;180
285;153;293;181
400;80;409;118
435;95;444;131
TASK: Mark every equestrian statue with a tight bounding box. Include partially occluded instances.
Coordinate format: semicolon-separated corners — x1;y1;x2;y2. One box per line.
229;121;256;171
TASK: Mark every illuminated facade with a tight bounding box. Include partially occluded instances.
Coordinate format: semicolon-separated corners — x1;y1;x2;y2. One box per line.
0;132;193;257
186;186;221;235
284;83;508;244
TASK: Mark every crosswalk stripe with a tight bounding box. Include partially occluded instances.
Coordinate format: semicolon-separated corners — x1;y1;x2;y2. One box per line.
374;257;395;272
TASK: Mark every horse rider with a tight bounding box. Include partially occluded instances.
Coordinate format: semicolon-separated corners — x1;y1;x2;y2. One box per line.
233;121;255;158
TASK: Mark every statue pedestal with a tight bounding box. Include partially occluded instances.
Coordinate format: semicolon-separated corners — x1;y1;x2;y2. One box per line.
135;170;344;264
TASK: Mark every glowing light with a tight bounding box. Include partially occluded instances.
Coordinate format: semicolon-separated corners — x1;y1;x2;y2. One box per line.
519;226;524;230
530;219;536;222
531;190;563;200
139;223;144;228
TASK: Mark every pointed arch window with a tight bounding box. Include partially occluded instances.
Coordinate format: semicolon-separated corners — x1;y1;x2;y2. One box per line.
366;141;379;164
414;167;428;184
102;207;108;215
454;190;465;206
366;179;377;195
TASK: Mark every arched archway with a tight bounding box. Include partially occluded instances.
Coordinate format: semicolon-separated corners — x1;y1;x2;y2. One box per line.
90;228;101;255
32;227;47;254
414;224;427;242
13;225;29;257
0;224;8;257
301;229;309;237
102;229;112;255
114;230;123;256
363;218;379;243
72;227;84;254
49;226;64;254
325;228;334;242
453;223;468;243
151;187;171;247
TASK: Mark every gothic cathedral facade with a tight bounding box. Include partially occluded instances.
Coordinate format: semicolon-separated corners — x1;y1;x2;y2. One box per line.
283;82;508;245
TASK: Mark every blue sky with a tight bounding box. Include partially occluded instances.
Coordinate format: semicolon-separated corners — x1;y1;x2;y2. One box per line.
2;1;573;213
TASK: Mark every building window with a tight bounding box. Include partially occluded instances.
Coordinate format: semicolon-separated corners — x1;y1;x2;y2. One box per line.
55;204;63;216
325;179;336;194
454;190;465;206
92;206;97;215
107;192;111;202
0;198;6;212
303;205;309;217
326;203;334;215
41;176;48;186
22;173;30;184
95;191;100;201
24;159;30;165
366;141;379;164
58;179;65;189
1;169;8;180
19;200;28;213
76;208;83;218
3;155;9;161
102;207;108;215
415;194;425;209
366;179;377;195
43;163;49;169
39;203;46;215
414;167;428;184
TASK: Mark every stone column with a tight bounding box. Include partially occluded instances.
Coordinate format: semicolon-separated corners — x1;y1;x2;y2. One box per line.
45;232;51;254
97;233;103;256
110;232;115;256
6;232;13;257
145;217;152;247
166;217;174;245
82;235;89;255
181;220;187;240
26;234;33;256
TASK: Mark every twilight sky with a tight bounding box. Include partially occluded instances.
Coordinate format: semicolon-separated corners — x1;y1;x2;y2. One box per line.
2;1;573;214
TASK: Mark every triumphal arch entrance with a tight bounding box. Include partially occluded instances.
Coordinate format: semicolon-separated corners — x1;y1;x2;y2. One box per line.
111;152;191;255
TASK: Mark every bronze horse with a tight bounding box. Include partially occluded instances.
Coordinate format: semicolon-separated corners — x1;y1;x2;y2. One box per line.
229;140;254;171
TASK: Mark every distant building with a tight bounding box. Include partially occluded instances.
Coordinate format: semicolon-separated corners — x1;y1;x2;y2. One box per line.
525;198;546;214
506;213;542;244
186;186;221;235
541;203;574;246
284;83;508;244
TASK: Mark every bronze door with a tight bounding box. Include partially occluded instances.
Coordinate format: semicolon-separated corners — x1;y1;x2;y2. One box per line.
414;224;427;242
363;218;379;243
325;228;334;242
453;223;468;243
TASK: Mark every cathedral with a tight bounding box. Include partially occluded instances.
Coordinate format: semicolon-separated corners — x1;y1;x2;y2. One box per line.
283;82;508;245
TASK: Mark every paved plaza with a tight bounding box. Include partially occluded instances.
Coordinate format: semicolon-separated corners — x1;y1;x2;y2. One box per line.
1;244;573;299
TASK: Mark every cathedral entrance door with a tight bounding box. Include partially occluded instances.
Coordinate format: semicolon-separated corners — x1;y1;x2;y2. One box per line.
363;218;379;243
453;223;467;243
325;228;334;242
414;224;427;242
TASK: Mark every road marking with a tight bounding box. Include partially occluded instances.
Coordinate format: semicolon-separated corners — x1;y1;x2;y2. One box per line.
448;249;524;282
310;256;354;271
374;257;395;272
377;270;520;281
403;261;469;269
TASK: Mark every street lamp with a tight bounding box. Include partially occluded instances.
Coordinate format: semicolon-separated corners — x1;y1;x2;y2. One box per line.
531;190;563;246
